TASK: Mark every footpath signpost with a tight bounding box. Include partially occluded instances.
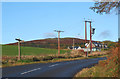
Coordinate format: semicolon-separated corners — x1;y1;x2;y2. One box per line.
15;38;23;60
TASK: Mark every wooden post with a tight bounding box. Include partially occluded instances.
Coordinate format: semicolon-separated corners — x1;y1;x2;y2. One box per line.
90;22;92;54
58;32;60;56
54;30;64;56
103;42;104;50
18;41;21;60
73;39;75;50
85;21;87;43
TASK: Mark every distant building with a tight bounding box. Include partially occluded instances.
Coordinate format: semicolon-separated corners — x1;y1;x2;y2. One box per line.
68;46;81;50
68;42;108;52
86;42;108;51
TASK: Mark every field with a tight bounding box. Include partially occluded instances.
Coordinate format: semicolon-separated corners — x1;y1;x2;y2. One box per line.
2;45;108;68
2;45;70;56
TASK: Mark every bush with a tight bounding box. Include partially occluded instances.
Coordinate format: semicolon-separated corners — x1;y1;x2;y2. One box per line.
2;61;8;64
8;59;16;64
52;56;57;59
17;59;33;63
42;56;53;61
57;56;65;58
33;57;40;61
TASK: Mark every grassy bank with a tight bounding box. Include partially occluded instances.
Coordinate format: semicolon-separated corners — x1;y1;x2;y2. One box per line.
74;47;119;77
2;55;107;68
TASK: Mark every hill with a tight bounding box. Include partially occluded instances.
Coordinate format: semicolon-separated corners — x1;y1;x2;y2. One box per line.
6;38;117;49
6;38;96;49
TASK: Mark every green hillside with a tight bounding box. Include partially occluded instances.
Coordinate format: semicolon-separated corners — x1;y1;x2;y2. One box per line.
2;45;70;56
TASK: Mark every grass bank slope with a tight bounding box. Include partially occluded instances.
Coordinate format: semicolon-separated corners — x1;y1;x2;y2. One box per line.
74;47;119;77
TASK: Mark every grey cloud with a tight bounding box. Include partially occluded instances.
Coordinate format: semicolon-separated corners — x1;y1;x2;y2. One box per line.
43;32;56;38
99;30;111;38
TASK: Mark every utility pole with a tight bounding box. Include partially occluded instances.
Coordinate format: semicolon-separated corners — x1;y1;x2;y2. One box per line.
85;21;87;43
90;21;92;54
103;42;104;50
15;38;22;60
84;20;92;54
73;38;75;50
54;30;64;56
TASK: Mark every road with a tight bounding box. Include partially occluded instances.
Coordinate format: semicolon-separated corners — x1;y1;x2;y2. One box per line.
2;57;106;79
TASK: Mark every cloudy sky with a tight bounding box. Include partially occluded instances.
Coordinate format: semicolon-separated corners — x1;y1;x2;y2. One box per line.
2;2;118;44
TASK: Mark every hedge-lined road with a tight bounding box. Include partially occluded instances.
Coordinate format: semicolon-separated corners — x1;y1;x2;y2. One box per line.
2;57;106;78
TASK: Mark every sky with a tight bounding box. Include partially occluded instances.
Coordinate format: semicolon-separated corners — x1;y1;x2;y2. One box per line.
2;2;118;44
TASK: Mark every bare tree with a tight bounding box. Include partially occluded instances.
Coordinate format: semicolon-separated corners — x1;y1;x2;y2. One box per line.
90;1;120;14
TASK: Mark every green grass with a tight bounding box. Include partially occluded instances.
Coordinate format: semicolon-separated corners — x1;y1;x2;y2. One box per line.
2;45;109;68
2;45;70;56
74;47;119;77
75;60;118;77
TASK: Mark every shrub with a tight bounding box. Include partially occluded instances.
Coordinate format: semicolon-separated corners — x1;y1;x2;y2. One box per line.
17;59;33;63
32;57;40;61
57;56;65;58
42;56;53;61
75;47;119;77
2;61;8;64
8;59;16;64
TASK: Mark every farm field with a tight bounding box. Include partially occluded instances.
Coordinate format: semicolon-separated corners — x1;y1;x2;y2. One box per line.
1;45;108;68
2;45;70;56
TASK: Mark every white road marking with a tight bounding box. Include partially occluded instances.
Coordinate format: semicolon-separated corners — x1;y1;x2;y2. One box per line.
21;68;41;75
49;64;58;67
21;64;59;75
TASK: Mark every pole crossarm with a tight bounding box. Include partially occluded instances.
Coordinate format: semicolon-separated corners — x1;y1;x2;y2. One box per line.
54;30;64;32
85;21;92;23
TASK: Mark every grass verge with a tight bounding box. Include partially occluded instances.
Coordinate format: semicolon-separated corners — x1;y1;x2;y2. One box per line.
2;55;107;68
74;47;119;77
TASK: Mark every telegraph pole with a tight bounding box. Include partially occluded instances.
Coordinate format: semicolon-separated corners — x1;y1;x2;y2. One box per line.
103;42;104;50
73;38;75;50
85;21;87;43
84;20;92;54
84;19;95;55
90;21;92;53
54;30;64;56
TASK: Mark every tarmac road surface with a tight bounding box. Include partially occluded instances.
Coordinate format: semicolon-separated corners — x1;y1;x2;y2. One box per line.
2;57;106;79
